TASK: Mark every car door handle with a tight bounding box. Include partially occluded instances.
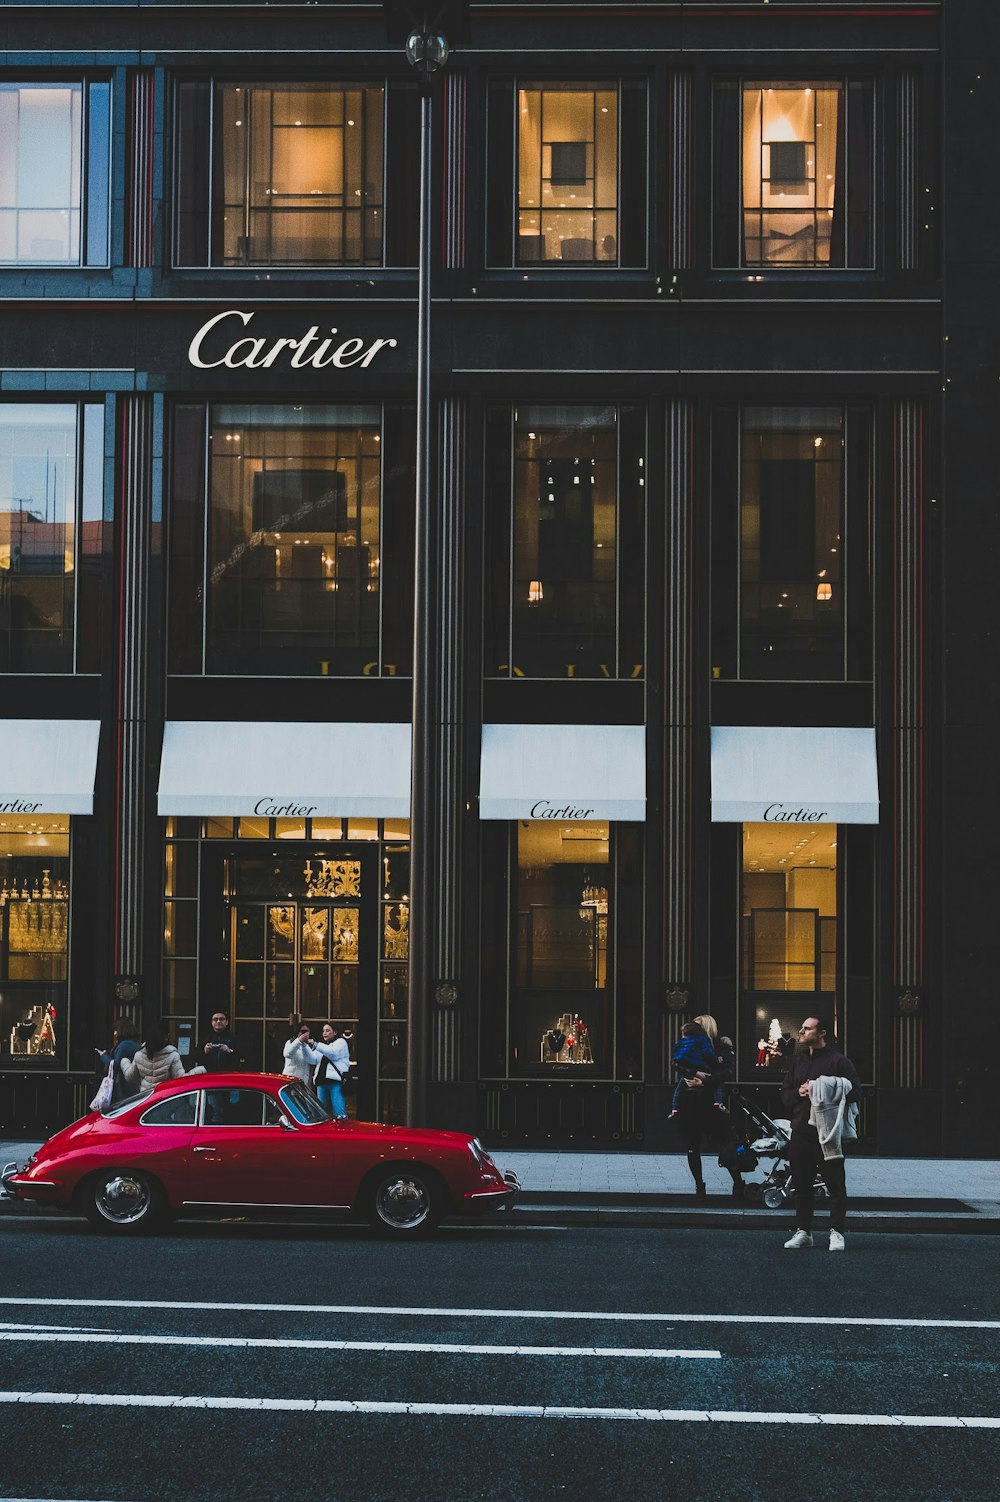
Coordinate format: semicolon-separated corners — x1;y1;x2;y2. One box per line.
192;1145;219;1154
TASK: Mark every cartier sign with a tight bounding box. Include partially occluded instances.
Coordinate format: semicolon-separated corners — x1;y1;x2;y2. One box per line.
187;309;398;372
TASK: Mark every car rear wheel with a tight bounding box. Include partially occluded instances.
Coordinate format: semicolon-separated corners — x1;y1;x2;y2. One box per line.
366;1166;443;1238
83;1169;166;1233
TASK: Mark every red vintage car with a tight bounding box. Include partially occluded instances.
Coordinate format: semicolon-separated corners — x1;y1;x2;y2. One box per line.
2;1072;518;1238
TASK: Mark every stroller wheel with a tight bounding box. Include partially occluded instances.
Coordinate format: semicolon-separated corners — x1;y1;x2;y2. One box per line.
743;1181;763;1203
762;1184;785;1210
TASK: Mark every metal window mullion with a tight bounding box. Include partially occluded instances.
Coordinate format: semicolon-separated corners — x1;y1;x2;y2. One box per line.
201;403;210;673
207;82;216;265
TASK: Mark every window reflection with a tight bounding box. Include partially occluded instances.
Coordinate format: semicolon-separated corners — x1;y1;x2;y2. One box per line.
206;404;381;675
0;85;82;264
510;406;617;677
740;406;844;680
517;84;618;264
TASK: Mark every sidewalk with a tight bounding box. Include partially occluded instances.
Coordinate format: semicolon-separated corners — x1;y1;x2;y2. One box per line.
3;1138;997;1230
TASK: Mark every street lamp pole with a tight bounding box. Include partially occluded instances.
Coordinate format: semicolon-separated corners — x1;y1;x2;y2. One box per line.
383;4;466;1125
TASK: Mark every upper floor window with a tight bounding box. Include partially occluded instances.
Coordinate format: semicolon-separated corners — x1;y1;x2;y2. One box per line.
713;79;874;270
168;402;416;677
711;404;873;683
0;82;110;267
174;80;419;268
0;402;106;673
485;403;645;679
487;79;647;268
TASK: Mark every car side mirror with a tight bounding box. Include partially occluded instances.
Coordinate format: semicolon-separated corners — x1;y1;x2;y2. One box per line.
278;1113;296;1131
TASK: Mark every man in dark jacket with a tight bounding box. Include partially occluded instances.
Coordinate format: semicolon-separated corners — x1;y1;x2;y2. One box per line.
780;1015;860;1252
200;1010;239;1072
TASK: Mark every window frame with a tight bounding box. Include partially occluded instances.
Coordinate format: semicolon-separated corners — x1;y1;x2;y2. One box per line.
171;77;420;271
486;76;649;271
711;74;877;273
0;79;111;271
139;1091;201;1127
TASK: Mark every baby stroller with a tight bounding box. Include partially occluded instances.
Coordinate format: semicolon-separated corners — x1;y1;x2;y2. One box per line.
729;1090;829;1210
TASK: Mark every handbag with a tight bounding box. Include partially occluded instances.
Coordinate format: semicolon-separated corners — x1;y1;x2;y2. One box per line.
90;1061;116;1113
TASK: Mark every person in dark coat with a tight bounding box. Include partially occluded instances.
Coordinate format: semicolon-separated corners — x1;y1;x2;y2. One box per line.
672;1013;744;1201
96;1019;140;1072
780;1015;861;1252
199;1010;239;1072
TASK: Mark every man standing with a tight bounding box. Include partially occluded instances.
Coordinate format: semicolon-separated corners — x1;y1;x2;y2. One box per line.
200;1010;239;1072
781;1015;860;1252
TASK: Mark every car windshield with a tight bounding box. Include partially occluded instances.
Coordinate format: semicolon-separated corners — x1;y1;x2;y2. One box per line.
101;1090;150;1118
279;1082;332;1125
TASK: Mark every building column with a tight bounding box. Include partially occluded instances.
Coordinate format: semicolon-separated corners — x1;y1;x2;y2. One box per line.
890;399;927;1086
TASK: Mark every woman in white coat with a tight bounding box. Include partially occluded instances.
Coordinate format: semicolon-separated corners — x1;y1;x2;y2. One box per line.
119;1022;186;1094
282;1021;315;1084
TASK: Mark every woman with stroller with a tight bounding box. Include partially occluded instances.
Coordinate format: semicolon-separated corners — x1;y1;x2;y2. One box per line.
672;1013;745;1200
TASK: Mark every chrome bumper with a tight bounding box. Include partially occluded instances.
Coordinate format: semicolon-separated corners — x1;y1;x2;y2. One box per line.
1;1160;22;1200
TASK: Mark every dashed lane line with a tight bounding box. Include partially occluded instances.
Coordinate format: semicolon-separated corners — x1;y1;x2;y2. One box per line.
0;1298;997;1331
0;1392;998;1426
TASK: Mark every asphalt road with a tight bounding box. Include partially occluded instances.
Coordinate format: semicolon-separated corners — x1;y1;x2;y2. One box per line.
0;1215;997;1502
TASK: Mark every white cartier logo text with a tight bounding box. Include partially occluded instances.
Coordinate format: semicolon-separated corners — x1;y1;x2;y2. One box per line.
254;798;318;818
763;803;830;822
188;310;398;372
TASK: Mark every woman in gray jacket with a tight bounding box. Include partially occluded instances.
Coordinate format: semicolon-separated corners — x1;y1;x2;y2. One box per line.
119;1022;187;1094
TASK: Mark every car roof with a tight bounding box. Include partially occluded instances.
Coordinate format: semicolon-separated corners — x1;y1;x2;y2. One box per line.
148;1071;291;1095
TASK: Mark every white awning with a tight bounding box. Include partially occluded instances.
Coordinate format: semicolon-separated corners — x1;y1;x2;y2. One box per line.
157;721;411;818
711;726;879;824
0;718;101;816
479;723;645;821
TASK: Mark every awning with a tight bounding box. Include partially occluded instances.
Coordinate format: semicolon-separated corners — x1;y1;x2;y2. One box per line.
479;723;645;821
157;721;411;818
0;719;101;816
711;726;879;824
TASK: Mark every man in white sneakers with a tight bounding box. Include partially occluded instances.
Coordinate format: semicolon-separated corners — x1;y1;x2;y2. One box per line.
780;1015;860;1251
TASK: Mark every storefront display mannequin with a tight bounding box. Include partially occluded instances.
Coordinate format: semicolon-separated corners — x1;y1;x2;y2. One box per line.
671;1013;743;1200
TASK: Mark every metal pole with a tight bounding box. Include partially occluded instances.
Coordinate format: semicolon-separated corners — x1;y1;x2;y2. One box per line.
406;80;434;1126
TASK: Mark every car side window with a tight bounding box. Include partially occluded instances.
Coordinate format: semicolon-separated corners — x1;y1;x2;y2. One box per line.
139;1093;199;1127
201;1088;276;1127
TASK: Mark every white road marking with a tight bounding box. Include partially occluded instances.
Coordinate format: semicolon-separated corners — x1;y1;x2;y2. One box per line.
0;1297;997;1331
0;1322;111;1333
0;1331;719;1359
0;1392;998;1427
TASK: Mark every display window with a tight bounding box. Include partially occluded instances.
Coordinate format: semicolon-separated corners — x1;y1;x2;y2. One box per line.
713;78;874;270
711;402;872;683
741;820;838;1077
0;81;110;267
484;403;645;679
0;815;70;1066
486;78;647;268
174;78;420;268
0;402;106;674
168;403;415;677
162;816;410;1125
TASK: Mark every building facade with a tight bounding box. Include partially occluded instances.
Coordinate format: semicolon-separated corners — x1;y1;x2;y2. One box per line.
0;0;991;1155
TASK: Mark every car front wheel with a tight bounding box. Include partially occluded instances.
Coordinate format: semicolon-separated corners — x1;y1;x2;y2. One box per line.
366;1166;443;1238
84;1170;166;1233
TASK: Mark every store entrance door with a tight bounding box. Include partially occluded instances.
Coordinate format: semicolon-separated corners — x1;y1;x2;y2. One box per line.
219;849;377;1118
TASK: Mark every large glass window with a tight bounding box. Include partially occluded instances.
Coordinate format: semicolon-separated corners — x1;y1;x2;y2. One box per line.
486;404;645;679
518;84;618;264
740;406;844;680
0;815;70;1067
169;403;397;677
713;79;874;269
487;79;647;268
0;82;110;267
514;820;611;1073
175;80;419;267
742;821;838;1077
0;403;106;673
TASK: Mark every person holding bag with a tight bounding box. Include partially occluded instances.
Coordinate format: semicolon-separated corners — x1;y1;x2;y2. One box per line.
299;1022;351;1119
